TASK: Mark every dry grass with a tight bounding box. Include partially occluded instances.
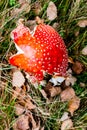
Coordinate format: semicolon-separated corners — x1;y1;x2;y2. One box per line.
0;0;87;129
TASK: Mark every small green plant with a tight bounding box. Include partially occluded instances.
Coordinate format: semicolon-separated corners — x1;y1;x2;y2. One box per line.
9;0;16;6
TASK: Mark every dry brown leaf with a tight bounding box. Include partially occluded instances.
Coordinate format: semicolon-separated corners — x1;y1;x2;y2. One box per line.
29;113;37;129
49;86;61;97
12;87;21;99
13;112;40;130
26;72;39;88
18;95;36;110
12;86;36;110
24;97;36;110
52;22;59;30
15;104;25;115
65;69;77;86
68;57;74;64
79;82;86;87
60;87;75;102
68;96;80;116
13;112;41;130
65;75;77;86
60;112;70;121
40;89;48;100
47;1;57;21
0;81;6;96
25;20;36;32
19;2;31;14
77;20;87;27
32;1;42;15
72;61;84;74
22;84;30;92
66;68;72;75
12;89;21;99
40;126;45;130
61;119;73;130
29;113;40;130
19;0;31;4
35;16;44;25
81;46;87;55
75;31;79;36
13;114;29;130
11;2;30;17
12;70;25;87
44;82;61;97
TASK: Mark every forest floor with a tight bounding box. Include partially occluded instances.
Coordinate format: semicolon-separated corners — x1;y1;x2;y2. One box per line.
0;0;87;130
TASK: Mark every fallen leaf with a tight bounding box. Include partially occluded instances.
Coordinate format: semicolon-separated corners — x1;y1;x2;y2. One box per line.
28;112;45;130
28;113;40;130
22;84;30;92
49;86;61;97
81;46;87;55
66;68;72;75
75;31;79;36
61;119;73;130
13;112;41;130
19;0;31;4
60;87;75;102
79;82;86;87
40;126;45;130
35;16;44;25
40;89;48;100
44;82;61;97
77;20;87;27
11;1;30;17
60;112;70;121
32;1;42;15
68;57;74;64
65;75;77;86
29;113;37;129
24;97;36;110
12;70;25;87
25;72;39;88
12;86;36;110
18;95;36;110
52;22;59;30
0;81;6;96
13;114;29;130
15;104;25;115
12;86;21;99
47;1;57;21
72;61;84;74
25;20;36;32
68;96;80;116
65;69;77;86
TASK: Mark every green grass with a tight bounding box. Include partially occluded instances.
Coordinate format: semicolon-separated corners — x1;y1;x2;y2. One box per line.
0;0;87;129
0;82;15;129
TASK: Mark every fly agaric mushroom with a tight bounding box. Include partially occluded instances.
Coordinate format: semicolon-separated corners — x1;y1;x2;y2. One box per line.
9;23;68;84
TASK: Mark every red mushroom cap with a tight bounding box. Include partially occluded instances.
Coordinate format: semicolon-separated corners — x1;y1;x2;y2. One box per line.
9;23;68;81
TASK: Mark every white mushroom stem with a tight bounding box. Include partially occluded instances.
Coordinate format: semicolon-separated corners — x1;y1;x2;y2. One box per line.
49;76;65;86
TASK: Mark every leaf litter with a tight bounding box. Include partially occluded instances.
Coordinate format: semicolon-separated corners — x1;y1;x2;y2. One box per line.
60;87;76;102
1;0;87;129
12;69;25;88
72;61;84;74
11;67;81;129
61;119;73;130
81;46;87;56
8;36;81;130
47;1;57;21
68;96;80;116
